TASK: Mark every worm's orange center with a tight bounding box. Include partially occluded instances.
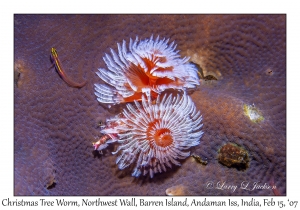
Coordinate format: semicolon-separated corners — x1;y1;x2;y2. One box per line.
146;120;173;148
154;128;173;147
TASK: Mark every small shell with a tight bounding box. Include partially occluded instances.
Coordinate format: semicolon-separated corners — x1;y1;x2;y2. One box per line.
166;184;188;196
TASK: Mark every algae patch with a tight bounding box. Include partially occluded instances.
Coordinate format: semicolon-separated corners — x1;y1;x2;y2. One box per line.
243;104;264;123
191;154;208;165
218;143;249;170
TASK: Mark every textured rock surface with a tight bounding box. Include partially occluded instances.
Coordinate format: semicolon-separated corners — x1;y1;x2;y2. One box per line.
14;14;286;195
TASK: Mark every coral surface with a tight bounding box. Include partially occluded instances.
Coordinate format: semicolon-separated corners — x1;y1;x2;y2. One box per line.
14;14;286;195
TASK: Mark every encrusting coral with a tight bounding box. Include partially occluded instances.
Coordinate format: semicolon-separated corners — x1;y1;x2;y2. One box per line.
14;15;286;195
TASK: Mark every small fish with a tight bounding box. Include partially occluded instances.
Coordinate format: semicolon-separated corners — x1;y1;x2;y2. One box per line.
93;134;118;151
50;47;87;88
191;154;208;165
